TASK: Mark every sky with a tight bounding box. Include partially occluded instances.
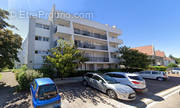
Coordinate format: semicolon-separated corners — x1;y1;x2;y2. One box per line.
1;0;180;57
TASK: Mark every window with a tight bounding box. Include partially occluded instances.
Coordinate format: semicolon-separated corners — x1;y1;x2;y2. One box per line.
144;71;151;74
35;36;39;40
92;75;104;83
152;71;159;74
128;76;143;81
85;74;93;78
36;23;50;30
113;74;126;78
43;37;49;42
43;25;50;30
36;23;42;28
35;50;38;54
38;84;58;100
92;75;101;81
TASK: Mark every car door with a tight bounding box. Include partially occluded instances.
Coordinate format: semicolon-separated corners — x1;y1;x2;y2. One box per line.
143;71;151;78
151;71;159;79
92;75;106;92
85;74;93;86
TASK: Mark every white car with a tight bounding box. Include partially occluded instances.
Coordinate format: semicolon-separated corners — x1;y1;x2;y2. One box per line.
83;73;136;101
138;71;168;81
172;68;180;74
105;72;147;92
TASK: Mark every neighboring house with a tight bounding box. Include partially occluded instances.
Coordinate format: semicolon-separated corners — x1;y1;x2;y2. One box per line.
17;5;123;70
164;57;176;66
131;45;175;66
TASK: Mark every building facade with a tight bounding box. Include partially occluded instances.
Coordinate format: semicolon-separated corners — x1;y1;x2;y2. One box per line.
18;6;123;70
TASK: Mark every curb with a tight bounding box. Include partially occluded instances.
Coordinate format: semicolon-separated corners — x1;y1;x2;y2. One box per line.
137;85;180;108
54;77;83;85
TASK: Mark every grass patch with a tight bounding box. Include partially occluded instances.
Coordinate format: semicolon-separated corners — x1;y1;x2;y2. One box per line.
0;74;2;80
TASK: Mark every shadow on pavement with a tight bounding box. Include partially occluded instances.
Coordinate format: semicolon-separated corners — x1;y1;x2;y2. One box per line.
0;82;30;108
59;82;117;108
58;76;180;108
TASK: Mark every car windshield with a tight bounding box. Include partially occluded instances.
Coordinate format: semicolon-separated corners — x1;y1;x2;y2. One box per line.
101;75;118;84
128;75;143;81
38;84;58;100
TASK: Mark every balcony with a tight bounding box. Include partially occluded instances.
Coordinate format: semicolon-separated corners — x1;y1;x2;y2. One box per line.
86;57;109;62
110;58;120;63
75;40;108;51
109;47;118;52
109;37;123;44
74;28;107;40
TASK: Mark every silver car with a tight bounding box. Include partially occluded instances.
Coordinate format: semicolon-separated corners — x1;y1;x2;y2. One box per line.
83;73;136;101
138;71;168;81
105;72;147;92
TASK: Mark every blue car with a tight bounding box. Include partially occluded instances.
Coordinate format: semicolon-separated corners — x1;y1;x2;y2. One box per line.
30;78;61;108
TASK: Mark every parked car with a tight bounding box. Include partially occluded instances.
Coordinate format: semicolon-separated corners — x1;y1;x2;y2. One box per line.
138;71;168;81
30;78;61;108
172;68;180;74
104;72;147;92
83;73;136;101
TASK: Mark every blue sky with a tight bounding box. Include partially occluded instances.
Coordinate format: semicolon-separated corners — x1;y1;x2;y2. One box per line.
1;0;180;57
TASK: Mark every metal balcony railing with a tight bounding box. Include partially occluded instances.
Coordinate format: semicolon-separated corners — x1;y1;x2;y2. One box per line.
86;57;109;62
74;28;107;40
75;40;108;50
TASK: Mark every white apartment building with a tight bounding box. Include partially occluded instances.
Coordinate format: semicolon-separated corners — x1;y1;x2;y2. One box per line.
19;6;123;70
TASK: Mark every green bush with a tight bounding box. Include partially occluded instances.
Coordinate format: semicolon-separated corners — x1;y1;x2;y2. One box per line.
16;70;43;90
38;67;56;79
148;66;168;71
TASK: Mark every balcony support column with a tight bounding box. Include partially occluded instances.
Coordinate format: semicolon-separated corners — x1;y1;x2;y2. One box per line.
106;31;111;63
70;21;74;43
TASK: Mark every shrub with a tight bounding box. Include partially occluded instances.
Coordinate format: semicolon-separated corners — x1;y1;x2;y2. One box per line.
16;70;43;90
148;66;168;71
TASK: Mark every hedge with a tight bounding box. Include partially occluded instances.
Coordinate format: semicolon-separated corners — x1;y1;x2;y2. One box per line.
16;70;43;90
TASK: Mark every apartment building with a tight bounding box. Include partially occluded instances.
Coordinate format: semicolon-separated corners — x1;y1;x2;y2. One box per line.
19;5;123;70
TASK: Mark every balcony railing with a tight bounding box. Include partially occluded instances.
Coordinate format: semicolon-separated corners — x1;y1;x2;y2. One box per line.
75;40;108;50
109;47;118;52
86;57;109;62
109;37;123;44
74;28;107;40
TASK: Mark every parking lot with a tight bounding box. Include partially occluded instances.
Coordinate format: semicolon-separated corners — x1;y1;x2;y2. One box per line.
58;75;180;108
0;72;180;108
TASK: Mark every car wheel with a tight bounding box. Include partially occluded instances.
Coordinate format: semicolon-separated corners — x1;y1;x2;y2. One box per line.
157;77;164;81
83;80;88;86
107;90;117;99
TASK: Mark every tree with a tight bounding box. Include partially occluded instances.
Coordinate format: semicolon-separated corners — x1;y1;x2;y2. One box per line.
169;55;180;64
44;39;88;79
118;46;152;70
0;8;22;70
167;63;178;68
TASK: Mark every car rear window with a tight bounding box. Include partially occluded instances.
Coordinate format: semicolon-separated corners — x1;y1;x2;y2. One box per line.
38;84;58;100
128;76;143;81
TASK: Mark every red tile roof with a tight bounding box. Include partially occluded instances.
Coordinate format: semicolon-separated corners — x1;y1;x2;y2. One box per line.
165;57;171;61
155;50;166;57
131;45;155;56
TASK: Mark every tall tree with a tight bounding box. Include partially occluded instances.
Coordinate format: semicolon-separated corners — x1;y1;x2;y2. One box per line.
118;46;152;70
0;8;22;69
44;39;88;79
